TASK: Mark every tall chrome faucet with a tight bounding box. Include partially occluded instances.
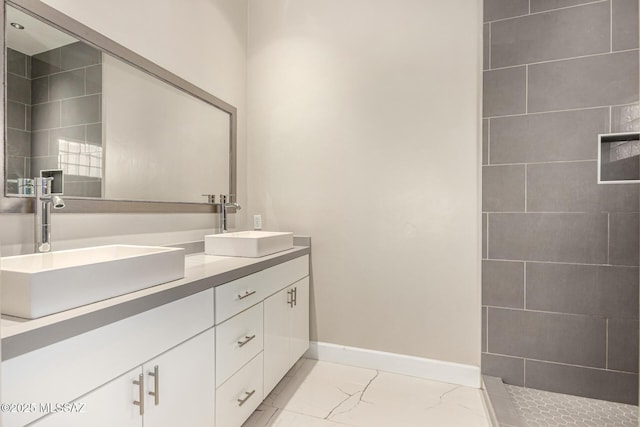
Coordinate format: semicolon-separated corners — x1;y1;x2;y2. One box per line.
219;194;241;233
34;177;65;253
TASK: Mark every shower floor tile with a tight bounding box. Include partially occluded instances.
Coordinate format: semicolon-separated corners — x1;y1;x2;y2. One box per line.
506;384;638;427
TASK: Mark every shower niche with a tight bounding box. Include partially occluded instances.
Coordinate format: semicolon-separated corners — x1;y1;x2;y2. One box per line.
598;132;640;184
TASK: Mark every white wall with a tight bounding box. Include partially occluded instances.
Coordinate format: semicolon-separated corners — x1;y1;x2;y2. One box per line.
102;55;230;203
0;0;248;255
247;0;482;366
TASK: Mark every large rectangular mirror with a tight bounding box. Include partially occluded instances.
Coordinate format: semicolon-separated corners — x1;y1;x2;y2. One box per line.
1;0;236;212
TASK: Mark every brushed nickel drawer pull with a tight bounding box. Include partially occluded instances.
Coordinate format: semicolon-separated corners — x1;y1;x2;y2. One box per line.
237;334;256;348
237;290;256;300
148;365;160;405
287;289;294;308
293;287;297;306
133;373;144;416
237;389;256;407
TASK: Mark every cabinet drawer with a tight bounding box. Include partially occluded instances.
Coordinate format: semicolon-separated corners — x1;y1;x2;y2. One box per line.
216;352;264;427
216;303;263;387
2;289;214;427
215;255;309;324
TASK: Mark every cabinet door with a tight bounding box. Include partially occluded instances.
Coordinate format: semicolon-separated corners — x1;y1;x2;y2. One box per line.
31;367;143;427
290;277;310;362
143;328;215;427
263;286;292;396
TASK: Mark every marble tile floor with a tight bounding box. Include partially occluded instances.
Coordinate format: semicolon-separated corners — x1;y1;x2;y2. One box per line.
243;358;491;427
505;385;638;427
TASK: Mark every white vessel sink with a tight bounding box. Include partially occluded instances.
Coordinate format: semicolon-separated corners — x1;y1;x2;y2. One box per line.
1;245;185;319
205;231;294;258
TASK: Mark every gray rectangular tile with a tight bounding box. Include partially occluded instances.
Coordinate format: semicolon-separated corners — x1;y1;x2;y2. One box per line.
51;125;86;143
6;156;27;180
482;307;488;352
482;119;489;165
484;0;529;22
85;65;102;95
489;213;608;263
525;360;638;404
61;42;101;70
50;69;85;101
527;161;639;212
31;156;59;176
483;213;488;259
7;101;26;130
483;23;490;70
482;353;525;386
31;48;61;79
64;181;102;198
492;2;609;68
32;76;49;105
608;318;639;373
613;0;639;51
529;51;639;113
7;48;27;77
7;73;30;104
483;66;526;117
483;165;525;212
86;123;102;144
488;308;606;367
32;102;61;131
489;108;609;164
612;103;640;132
61;94;100;127
6;129;31;158
482;260;525;308
531;0;605;13
26;106;31;131
609;213;639;266
526;263;639;318
31;130;50;158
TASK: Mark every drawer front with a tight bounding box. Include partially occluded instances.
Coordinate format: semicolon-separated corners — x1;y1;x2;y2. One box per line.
215;255;309;324
2;289;214;427
216;303;263;387
216;352;264;427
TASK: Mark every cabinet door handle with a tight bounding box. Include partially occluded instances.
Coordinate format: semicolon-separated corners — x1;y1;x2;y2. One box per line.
237;290;256;300
237;389;256;407
148;365;160;406
237;334;256;348
133;373;145;416
293;287;297;306
287;289;294;307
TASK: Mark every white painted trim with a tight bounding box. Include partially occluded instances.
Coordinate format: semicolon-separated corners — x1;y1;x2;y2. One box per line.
304;341;481;389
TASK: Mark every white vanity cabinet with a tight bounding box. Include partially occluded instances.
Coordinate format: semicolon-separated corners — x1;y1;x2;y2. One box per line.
31;328;215;427
264;277;310;396
2;289;214;427
214;255;309;426
2;251;310;427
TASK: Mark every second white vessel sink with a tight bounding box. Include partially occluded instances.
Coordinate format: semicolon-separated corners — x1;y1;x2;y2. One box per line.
1;245;185;319
205;231;294;258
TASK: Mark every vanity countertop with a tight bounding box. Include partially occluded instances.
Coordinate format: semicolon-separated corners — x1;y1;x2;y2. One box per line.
0;245;310;361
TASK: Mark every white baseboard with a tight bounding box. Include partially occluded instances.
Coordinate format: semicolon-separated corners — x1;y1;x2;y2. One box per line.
304;341;481;388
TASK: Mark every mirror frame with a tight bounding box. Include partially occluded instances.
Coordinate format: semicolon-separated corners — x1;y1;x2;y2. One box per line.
0;0;237;213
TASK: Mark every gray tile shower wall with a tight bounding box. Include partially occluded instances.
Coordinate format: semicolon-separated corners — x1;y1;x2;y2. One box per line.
482;0;640;405
27;42;102;197
5;48;31;189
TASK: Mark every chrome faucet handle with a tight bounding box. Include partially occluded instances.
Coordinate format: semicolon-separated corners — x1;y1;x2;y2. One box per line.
201;194;216;204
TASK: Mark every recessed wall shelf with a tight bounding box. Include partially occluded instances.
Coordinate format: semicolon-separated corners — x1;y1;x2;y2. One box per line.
597;132;640;184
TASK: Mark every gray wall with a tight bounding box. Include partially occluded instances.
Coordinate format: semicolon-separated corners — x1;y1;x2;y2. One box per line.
482;0;640;404
5;42;103;197
6;48;32;188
